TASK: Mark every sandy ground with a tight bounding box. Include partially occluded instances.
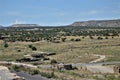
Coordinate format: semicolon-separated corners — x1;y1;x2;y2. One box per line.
87;65;114;73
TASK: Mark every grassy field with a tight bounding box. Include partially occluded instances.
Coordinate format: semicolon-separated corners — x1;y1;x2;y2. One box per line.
0;35;120;63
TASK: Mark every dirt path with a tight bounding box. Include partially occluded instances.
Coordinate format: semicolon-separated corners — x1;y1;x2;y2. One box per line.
90;55;106;63
0;61;37;68
87;55;114;73
87;65;114;73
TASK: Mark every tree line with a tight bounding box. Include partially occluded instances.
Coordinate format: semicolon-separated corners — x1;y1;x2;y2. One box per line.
0;27;120;42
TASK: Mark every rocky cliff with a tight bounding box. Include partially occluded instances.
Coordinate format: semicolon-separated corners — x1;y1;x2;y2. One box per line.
71;19;120;27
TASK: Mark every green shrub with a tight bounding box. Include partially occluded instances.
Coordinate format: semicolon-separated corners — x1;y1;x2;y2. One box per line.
12;65;20;72
31;69;40;75
4;43;8;48
51;59;57;64
97;36;103;40
70;38;74;41
32;46;37;51
28;44;33;48
17;49;21;52
75;38;81;41
105;36;108;39
40;72;56;78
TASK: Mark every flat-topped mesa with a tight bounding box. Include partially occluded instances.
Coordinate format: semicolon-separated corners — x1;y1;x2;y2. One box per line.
71;19;120;27
10;24;40;27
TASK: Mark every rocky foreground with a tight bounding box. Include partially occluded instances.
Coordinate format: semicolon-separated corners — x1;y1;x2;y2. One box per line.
0;66;24;80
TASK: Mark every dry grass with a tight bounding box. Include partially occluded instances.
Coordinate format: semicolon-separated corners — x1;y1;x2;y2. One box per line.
0;36;120;63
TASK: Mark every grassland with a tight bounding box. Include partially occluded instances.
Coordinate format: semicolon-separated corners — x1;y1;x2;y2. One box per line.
0;35;120;63
1;35;120;80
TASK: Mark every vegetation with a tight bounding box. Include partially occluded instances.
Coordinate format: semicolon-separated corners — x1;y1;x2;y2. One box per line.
0;26;120;62
31;46;37;51
0;26;120;42
40;72;56;78
9;65;56;79
0;26;120;80
4;43;8;48
51;59;57;64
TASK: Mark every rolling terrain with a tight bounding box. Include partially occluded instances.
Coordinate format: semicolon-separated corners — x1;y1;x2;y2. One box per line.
0;19;120;80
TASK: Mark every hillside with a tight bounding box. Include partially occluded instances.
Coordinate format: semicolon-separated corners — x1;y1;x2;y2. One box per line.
71;19;120;27
0;25;4;29
10;24;41;27
0;25;3;27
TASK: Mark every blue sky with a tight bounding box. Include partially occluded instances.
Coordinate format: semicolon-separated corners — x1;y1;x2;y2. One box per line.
0;0;120;26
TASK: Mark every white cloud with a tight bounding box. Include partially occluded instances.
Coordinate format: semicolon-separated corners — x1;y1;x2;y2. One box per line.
5;20;26;26
89;10;98;14
81;10;101;15
57;12;66;16
14;19;26;24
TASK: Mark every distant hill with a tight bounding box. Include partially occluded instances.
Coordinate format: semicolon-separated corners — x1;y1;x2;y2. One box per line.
71;19;120;27
0;25;4;29
10;24;41;27
0;25;3;27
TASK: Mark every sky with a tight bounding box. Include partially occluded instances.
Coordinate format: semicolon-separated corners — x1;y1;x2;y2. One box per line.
0;0;120;26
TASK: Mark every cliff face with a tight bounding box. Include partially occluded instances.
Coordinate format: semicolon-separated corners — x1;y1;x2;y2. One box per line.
71;19;120;27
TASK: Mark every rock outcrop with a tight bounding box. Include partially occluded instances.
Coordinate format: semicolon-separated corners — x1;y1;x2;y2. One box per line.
71;19;120;27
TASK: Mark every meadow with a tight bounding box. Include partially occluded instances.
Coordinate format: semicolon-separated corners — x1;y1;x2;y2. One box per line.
0;35;120;64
